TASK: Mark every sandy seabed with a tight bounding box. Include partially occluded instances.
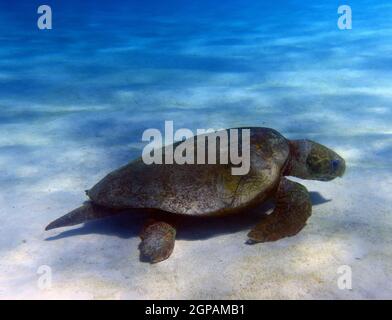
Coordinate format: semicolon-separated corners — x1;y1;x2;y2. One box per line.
0;1;391;299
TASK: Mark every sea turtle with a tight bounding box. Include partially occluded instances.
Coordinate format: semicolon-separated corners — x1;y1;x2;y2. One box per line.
46;127;345;263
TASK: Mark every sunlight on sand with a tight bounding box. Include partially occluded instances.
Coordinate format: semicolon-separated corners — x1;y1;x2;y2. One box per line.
0;0;391;299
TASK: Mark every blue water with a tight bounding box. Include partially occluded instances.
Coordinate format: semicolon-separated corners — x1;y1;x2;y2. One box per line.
1;1;391;173
1;1;392;298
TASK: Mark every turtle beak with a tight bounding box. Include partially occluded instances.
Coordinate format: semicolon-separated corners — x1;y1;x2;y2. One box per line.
338;159;346;178
332;156;346;178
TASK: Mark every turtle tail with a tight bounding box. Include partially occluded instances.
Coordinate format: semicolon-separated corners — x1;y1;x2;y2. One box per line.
45;202;119;231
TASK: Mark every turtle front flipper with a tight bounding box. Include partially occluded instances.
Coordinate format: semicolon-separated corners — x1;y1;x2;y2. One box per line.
139;220;176;263
45;202;120;231
247;177;312;243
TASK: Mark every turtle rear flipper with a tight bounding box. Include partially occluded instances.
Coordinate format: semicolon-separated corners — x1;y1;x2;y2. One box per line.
139;220;176;263
45;202;120;231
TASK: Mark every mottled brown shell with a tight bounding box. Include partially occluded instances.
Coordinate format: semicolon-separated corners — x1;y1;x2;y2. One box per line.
87;127;290;216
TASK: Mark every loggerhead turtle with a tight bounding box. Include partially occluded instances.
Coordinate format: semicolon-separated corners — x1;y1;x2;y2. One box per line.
46;127;345;263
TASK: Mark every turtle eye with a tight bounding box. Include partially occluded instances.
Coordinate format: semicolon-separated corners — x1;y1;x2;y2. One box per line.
331;159;340;171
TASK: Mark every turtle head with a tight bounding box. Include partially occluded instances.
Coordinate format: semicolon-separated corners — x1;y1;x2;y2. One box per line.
288;140;346;181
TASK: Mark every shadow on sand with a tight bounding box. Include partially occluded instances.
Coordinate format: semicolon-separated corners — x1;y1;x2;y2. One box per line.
45;191;330;242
